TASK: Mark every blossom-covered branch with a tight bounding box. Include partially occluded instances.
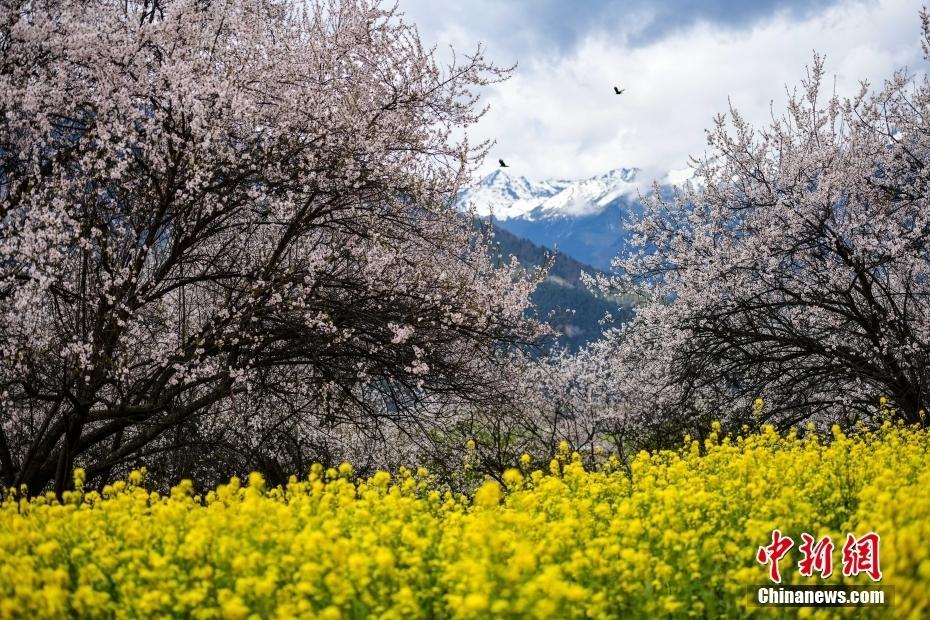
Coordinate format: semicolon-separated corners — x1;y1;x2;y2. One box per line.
0;0;545;494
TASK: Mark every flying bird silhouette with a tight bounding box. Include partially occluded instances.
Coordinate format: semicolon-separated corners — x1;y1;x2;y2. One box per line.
499;159;509;168
614;86;625;95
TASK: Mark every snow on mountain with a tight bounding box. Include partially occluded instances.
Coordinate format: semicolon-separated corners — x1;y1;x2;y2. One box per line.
457;168;639;221
535;168;639;218
456;167;644;270
455;170;566;220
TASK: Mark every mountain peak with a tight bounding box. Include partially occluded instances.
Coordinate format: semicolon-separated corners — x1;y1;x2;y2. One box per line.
482;168;514;184
455;166;654;270
457;167;640;221
599;167;638;183
458;170;562;219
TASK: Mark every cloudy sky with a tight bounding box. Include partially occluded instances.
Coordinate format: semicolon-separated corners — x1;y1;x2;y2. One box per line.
402;0;929;185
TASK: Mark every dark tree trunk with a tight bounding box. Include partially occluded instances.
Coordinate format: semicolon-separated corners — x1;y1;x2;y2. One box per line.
53;407;87;500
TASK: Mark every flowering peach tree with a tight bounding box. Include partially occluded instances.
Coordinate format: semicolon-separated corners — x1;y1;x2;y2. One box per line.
591;17;930;439
0;0;544;494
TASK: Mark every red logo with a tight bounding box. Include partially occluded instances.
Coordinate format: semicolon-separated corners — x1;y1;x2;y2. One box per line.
841;532;882;582
757;530;881;583
756;529;794;583
798;533;834;578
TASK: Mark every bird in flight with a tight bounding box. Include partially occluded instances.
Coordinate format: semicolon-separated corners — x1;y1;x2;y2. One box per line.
499;159;509;168
614;86;625;95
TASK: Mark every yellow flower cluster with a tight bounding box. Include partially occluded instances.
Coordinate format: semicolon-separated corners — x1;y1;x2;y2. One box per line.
2;423;929;619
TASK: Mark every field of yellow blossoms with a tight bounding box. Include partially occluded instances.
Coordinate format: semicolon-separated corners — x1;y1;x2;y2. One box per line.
1;423;929;619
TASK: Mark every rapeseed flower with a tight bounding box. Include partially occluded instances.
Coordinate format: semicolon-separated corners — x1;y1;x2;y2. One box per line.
1;424;929;618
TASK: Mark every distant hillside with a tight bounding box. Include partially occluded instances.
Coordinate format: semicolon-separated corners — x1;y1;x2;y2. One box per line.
487;225;633;350
458;168;644;271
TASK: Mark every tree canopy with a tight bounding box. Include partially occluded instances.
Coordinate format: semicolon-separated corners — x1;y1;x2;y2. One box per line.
0;0;544;494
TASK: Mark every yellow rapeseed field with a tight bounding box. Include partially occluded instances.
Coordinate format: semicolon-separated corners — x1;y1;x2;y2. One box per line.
1;423;929;619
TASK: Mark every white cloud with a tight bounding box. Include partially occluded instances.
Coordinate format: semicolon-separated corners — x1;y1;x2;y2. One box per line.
412;0;927;186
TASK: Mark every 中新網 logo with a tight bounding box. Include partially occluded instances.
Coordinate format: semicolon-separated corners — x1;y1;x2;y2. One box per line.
756;530;882;583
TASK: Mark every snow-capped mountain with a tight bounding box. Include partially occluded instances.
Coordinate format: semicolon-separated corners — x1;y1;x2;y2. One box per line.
456;170;571;220
456;168;644;271
458;168;639;221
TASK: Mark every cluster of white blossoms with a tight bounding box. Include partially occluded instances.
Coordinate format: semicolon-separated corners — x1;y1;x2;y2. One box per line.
0;0;546;492
576;36;930;439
